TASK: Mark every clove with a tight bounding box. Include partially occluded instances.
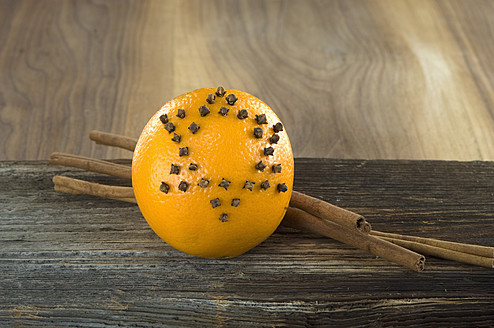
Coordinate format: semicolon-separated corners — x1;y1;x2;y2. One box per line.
237;109;248;119
178;181;188;192
179;147;189;157
170;164;180;175
226;94;238;105
219;213;229;222
243;181;255;191
269;134;280;144
277;183;288;193
255;161;267;171
264;147;274;156
218;107;229;116
273;122;284;133
159;114;168;124
219;178;231;190
199;105;210;117
216;86;226;97
255;114;267;124
253;127;263;138
260;180;271;190
171;133;181;143
159;182;170;194
188;122;200;134
164;122;175;133
206;94;216;104
198;178;210;188
210;198;221;208
176;109;185;119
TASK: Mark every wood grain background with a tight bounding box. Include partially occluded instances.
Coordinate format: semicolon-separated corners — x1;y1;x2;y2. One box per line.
2;0;494;160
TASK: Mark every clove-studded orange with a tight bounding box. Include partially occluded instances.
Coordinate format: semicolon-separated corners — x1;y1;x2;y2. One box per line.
132;88;294;258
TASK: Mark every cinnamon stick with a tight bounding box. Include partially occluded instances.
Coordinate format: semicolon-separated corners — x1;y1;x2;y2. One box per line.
282;207;425;272
49;152;132;179
89;130;137;151
87;131;373;234
52;175;136;203
53;130;494;270
51;172;492;270
371;230;494;258
290;191;371;233
378;236;494;269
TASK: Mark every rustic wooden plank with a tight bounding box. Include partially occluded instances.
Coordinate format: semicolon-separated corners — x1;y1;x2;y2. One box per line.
2;1;494;161
1;159;494;326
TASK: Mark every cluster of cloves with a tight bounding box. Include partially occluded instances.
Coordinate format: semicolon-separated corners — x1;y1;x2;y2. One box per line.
210;197;241;208
251;110;287;194
158;87;289;222
158;108;203;194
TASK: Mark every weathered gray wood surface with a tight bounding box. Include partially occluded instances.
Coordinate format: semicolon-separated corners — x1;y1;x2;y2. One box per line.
1;159;494;327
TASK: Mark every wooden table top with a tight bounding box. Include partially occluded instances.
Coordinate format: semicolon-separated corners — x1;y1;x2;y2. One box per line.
2;0;494;160
1;159;493;326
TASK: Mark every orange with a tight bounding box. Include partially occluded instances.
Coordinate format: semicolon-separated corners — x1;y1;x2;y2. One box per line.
132;87;294;258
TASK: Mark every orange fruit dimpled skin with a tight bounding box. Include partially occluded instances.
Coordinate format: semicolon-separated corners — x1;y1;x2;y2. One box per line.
132;88;294;258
